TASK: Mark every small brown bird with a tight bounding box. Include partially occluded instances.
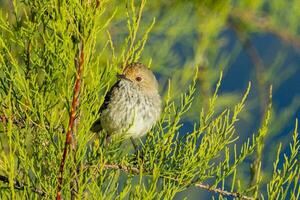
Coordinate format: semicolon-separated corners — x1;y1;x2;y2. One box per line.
91;62;161;141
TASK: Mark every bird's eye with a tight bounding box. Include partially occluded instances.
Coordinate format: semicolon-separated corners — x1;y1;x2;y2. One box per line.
136;76;142;82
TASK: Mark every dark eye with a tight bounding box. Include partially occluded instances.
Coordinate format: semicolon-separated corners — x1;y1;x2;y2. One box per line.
136;76;142;82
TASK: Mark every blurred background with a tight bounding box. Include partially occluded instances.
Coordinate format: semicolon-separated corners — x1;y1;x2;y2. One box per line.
0;0;299;199
108;2;300;198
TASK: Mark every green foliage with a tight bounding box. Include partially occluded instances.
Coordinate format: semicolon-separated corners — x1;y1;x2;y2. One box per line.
0;0;299;199
267;120;300;200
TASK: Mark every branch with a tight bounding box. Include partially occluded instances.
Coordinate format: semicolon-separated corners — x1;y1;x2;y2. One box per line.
230;9;300;50
228;17;268;115
194;182;254;200
0;175;45;196
228;17;272;198
56;42;84;200
100;163;254;200
1;162;254;200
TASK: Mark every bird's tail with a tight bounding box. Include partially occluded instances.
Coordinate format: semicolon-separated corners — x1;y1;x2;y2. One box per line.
90;118;102;132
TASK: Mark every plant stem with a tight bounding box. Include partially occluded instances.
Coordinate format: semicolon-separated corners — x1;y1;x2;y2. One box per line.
56;42;84;200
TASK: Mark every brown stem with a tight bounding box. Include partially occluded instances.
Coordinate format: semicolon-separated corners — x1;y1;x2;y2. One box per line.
194;182;254;200
56;42;84;200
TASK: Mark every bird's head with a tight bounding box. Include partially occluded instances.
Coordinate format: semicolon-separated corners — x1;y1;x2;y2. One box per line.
117;62;159;95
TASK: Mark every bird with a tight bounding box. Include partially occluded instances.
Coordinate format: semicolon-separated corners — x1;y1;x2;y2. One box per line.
91;62;161;144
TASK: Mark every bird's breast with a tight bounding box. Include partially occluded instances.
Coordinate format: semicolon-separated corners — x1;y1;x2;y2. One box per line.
100;82;161;138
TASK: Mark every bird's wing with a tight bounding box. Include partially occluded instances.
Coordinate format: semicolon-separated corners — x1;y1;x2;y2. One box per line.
90;81;120;132
98;80;120;114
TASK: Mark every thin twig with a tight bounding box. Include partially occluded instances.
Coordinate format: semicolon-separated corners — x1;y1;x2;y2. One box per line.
194;182;254;200
103;163;140;174
56;42;84;200
101;163;254;200
0;175;45;196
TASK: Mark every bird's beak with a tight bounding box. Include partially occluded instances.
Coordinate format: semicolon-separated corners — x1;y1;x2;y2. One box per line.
117;74;132;82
